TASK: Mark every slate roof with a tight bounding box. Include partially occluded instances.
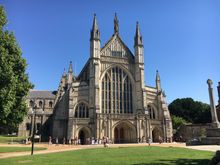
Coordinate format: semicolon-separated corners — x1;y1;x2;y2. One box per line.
28;90;56;99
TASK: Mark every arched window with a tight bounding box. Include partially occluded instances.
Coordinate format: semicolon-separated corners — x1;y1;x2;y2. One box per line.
148;105;156;119
26;123;31;130
101;66;133;114
74;103;89;118
49;101;53;108
29;100;34;107
39;101;43;108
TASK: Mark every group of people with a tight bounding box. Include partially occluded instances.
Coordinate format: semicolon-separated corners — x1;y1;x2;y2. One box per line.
48;135;165;146
49;136;82;145
48;136;111;146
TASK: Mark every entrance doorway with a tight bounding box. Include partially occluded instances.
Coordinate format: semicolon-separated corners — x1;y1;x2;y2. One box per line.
152;127;162;142
79;130;85;145
78;127;90;145
114;121;136;143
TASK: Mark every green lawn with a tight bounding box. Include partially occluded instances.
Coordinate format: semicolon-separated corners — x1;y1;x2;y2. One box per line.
0;136;25;144
0;146;214;165
0;146;46;153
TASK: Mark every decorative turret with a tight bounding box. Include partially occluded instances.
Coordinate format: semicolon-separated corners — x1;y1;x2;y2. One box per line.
61;68;67;87
134;22;144;64
90;14;100;41
156;70;161;91
134;21;145;112
89;14;101;119
90;14;101;59
68;61;73;73
55;68;67;101
114;13;119;34
134;21;143;47
62;68;66;78
67;61;73;85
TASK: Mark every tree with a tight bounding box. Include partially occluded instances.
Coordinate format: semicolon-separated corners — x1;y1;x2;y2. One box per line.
169;98;211;124
171;115;187;130
0;6;33;134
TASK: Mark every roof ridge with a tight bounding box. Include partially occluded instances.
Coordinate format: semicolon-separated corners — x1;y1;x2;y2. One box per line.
100;34;134;58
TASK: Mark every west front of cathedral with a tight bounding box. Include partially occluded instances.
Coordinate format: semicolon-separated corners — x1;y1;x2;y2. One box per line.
18;14;173;144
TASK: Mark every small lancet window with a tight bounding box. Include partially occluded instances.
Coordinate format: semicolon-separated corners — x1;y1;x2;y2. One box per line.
49;101;53;108
148;105;156;119
29;100;34;107
39;101;43;108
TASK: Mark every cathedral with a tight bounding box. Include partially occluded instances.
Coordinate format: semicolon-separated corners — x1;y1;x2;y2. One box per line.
18;14;173;144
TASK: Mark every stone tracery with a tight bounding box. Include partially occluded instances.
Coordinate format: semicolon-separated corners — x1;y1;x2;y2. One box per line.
102;66;133;114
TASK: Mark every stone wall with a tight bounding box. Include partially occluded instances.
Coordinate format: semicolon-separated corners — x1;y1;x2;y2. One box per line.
178;123;212;142
18;91;55;141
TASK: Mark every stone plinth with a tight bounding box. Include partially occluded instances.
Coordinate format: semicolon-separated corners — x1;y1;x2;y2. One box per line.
201;127;220;145
201;128;220;145
201;137;220;145
206;128;220;137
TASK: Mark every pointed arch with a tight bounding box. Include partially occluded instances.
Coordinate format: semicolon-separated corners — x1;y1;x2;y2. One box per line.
101;65;134;114
152;126;163;142
100;64;135;84
76;126;92;145
74;101;89;118
113;120;136;143
39;101;43;108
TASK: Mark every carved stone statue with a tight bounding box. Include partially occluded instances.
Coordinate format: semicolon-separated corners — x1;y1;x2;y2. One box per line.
114;13;119;34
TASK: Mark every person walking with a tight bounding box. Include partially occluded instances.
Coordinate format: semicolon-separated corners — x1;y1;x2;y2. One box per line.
148;137;152;146
56;137;59;146
63;137;66;145
48;136;52;145
103;136;106;147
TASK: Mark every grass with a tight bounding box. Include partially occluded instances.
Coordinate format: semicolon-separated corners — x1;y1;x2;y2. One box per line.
0;146;46;153
0;146;214;165
0;135;25;144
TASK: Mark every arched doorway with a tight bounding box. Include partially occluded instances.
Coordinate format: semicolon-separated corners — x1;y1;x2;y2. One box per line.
152;127;162;142
114;121;136;143
78;127;90;145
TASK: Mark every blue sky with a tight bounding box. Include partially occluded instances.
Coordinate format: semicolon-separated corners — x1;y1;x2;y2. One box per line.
1;0;220;104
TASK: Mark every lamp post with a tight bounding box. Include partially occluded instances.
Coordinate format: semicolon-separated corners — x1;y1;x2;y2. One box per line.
31;104;37;155
144;107;151;142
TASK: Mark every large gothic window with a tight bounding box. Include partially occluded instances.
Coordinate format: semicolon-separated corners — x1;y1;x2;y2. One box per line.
74;103;89;118
101;66;133;114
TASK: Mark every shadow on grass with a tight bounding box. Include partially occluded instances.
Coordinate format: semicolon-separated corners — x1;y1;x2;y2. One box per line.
133;158;210;165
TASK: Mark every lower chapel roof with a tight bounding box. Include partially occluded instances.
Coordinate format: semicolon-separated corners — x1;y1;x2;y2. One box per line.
28;90;56;99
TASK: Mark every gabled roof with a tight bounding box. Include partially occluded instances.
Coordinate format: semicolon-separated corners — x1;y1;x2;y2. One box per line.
76;34;135;80
100;34;134;59
28;90;56;99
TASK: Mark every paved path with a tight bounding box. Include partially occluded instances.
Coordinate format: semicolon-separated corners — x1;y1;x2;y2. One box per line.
186;145;220;152
0;142;217;159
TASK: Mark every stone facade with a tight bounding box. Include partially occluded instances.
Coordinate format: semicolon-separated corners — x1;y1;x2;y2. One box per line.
52;14;172;144
19;14;173;143
18;91;56;141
